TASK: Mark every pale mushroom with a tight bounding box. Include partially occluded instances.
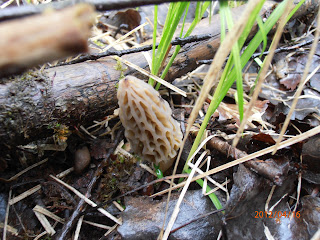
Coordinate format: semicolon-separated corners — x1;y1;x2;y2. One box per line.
117;76;183;172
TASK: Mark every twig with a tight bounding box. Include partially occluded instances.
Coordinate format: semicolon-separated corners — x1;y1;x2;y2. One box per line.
54;128;124;240
53;34;213;67
251;39;315;58
0;0;216;21
206;136;288;185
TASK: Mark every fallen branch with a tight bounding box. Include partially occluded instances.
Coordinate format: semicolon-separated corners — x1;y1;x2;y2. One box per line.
0;4;95;78
55;34;213;66
206;136;289;185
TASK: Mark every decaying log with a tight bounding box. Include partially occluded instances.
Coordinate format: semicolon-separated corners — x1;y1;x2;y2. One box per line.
0;4;95;78
0;1;315;147
0;60;120;146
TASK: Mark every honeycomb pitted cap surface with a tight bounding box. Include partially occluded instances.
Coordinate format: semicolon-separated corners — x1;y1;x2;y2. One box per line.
117;76;183;171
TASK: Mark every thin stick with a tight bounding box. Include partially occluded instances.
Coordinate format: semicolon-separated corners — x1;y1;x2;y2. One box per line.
55;34;212;67
0;0;223;21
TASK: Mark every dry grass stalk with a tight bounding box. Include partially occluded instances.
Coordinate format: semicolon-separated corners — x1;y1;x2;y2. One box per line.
33;205;112;230
50;175;122;225
9;185;41;205
114;56;187;97
2;189;12;240
34;205;64;222
74;216;84;240
33;209;56;235
103;223;118;238
153;125;320;197
101;22;148;52
163;151;208;239
0;222;18;237
0;158;48;182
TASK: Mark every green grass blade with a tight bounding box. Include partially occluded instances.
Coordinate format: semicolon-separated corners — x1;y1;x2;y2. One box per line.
156;2;211;89
155;2;191;90
185;168;223;210
256;16;267;57
184;0;279;173
149;5;158;86
149;2;188;85
221;1;244;121
158;2;211;83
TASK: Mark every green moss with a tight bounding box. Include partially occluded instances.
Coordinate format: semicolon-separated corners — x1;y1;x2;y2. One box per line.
114;59;127;80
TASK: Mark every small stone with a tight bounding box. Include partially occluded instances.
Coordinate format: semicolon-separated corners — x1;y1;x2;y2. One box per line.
74;146;91;174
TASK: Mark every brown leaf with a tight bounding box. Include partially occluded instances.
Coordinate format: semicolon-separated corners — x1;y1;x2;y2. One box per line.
252;132;276;144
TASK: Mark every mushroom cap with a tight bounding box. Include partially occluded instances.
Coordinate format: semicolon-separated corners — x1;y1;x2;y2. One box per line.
117;76;183;172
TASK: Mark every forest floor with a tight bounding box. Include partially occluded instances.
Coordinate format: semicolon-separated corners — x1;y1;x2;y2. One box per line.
0;1;320;240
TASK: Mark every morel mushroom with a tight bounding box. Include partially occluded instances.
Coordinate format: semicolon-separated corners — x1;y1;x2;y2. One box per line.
117;76;183;172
